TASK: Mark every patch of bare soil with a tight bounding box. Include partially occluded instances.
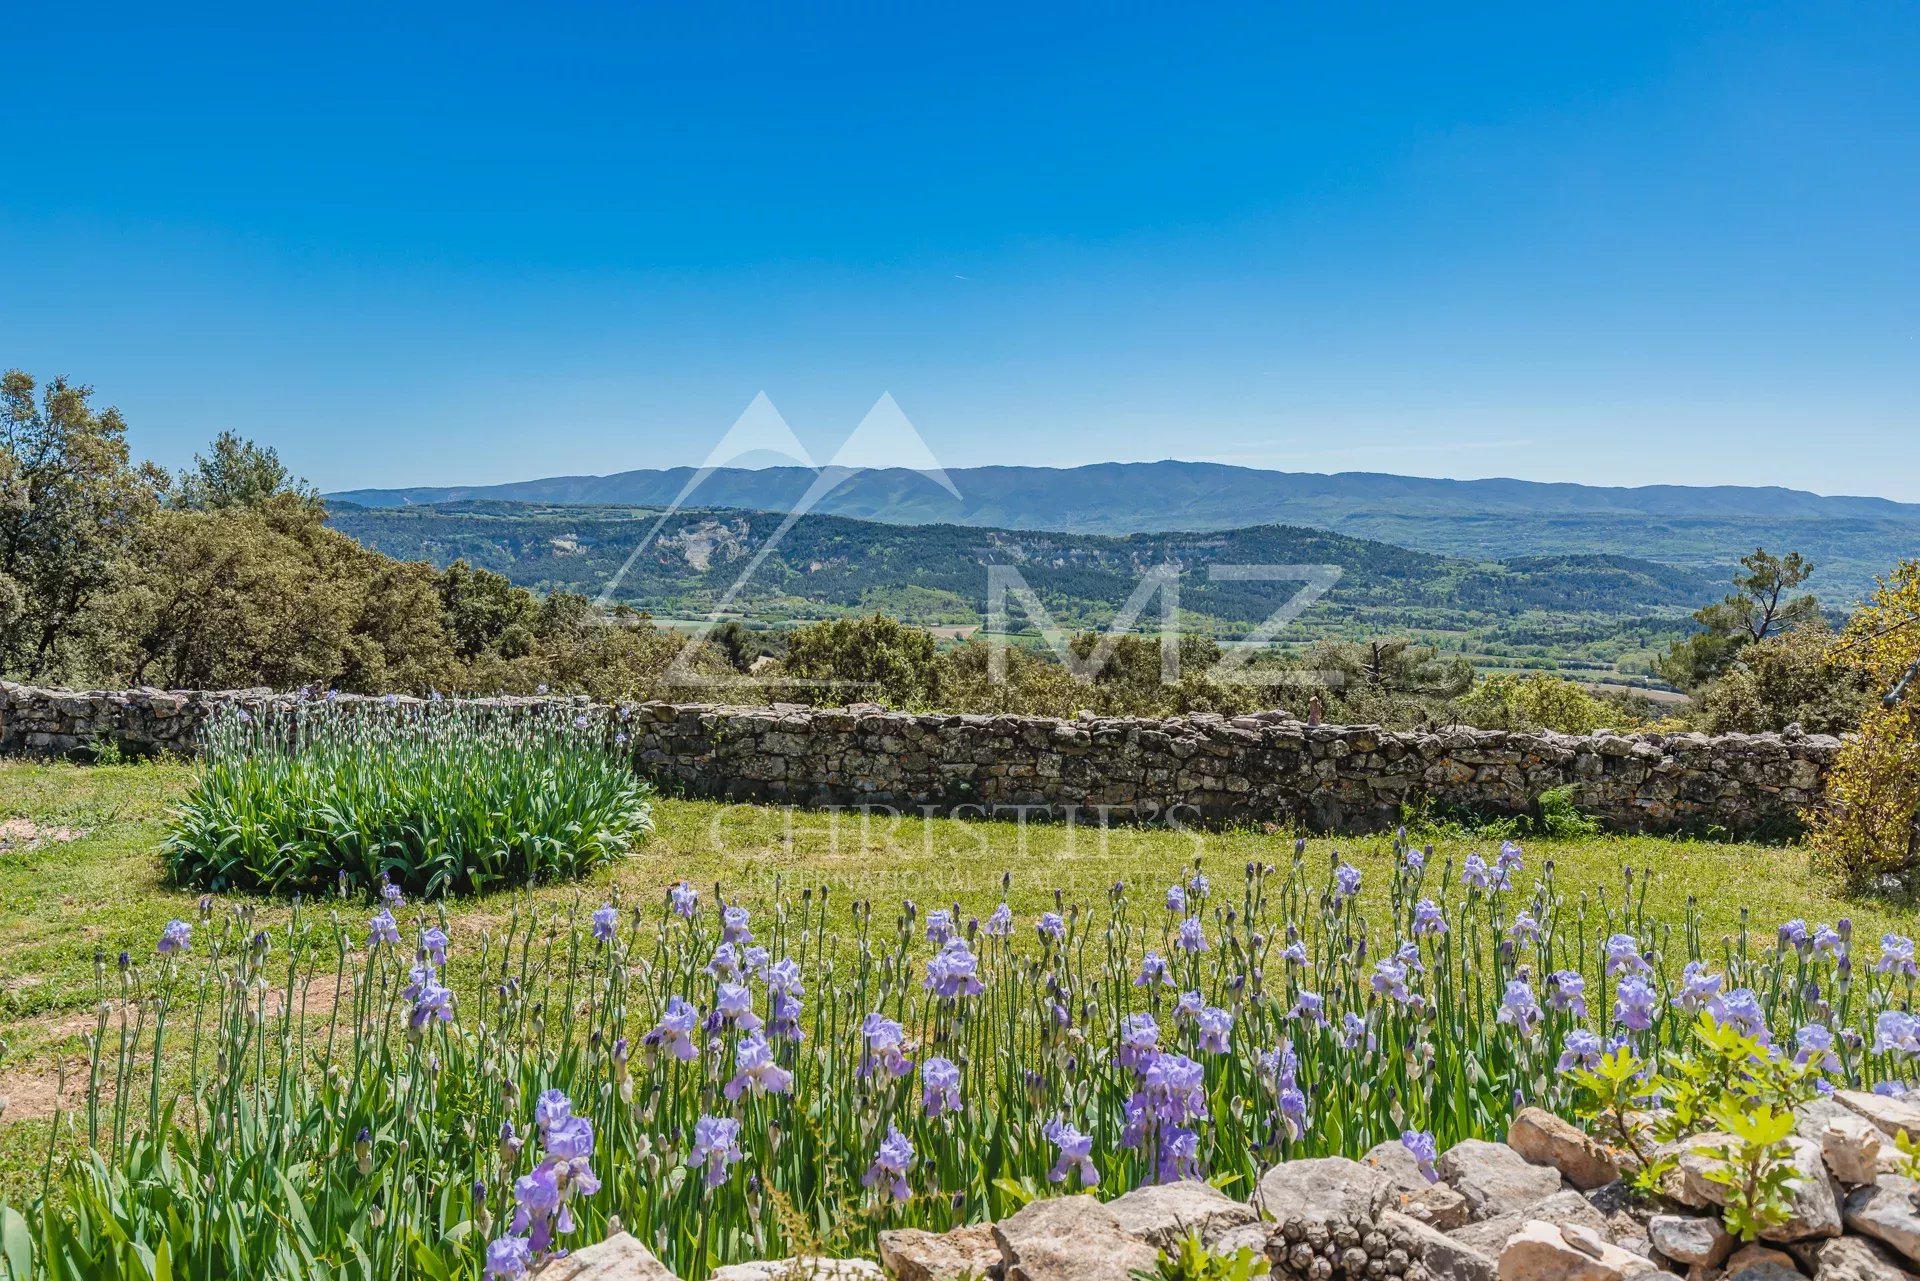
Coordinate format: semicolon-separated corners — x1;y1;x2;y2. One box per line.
0;976;347;1124
0;818;88;853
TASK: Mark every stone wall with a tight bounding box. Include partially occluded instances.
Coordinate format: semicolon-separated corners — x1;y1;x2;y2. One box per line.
0;681;1839;836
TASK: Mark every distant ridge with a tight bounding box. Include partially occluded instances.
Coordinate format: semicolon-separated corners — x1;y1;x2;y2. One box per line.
330;459;1920;524
328;460;1920;603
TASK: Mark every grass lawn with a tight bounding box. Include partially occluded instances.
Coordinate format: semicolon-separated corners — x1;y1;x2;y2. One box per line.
0;755;1915;1231
4;755;1910;1056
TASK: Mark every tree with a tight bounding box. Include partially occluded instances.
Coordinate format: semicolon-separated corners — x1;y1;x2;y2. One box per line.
438;560;538;660
0;371;167;680
781;614;940;707
174;431;319;512
110;493;457;692
1455;672;1629;734
1656;548;1820;690
1692;626;1870;735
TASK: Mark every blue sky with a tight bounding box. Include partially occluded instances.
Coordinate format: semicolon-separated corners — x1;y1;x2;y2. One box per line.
3;2;1915;498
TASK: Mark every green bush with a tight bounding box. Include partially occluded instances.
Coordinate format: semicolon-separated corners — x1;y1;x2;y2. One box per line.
1454;671;1629;733
164;699;653;897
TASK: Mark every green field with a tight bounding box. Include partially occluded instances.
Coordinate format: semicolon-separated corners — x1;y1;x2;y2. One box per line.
4;757;1911;1168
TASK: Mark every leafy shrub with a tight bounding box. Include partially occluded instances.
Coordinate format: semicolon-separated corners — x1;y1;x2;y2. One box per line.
164;699;652;897
1568;1014;1823;1240
779;613;941;707
1692;625;1871;735
1534;785;1601;839
1137;1230;1272;1281
1454;672;1629;734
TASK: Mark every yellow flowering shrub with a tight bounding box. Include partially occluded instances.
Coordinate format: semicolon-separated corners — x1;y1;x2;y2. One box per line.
1806;560;1920;891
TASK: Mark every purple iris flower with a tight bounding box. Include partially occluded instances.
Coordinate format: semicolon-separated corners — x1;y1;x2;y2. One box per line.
863;1125;916;1202
689;1114;744;1188
1401;1130;1439;1183
484;1235;531;1279
1172;989;1205;1023
984;902;1014;937
922;1056;962;1117
668;881;698;919
1604;933;1650;975
1813;924;1846;958
1557;1028;1604;1074
1290;990;1326;1025
1118;1013;1161;1072
1165;884;1188;914
724;1030;793;1099
1461;853;1495;892
368;908;401;947
407;969;455;1031
1188;869;1210;899
590;906;618;943
925;909;954;945
769;990;805;1042
1196;1005;1234;1053
1036;912;1066;942
721;904;752;945
1508;911;1543;948
1874;1081;1912;1098
706;942;746;981
1157;1125;1202;1182
1333;864;1362;902
509;1168;562;1254
1411;899;1447;937
1044;1118;1098;1186
1613;976;1658;1031
380;879;405;908
1715;988;1769;1044
1174;917;1208;954
1795;1024;1842;1072
158;919;192;955
421;926;449;965
1371;958;1413;1005
1280;940;1308;965
648;996;700;1062
1341;1011;1369;1050
1259;1044;1299;1087
714;982;762;1031
1675;961;1723;1014
1874;1010;1920;1056
1496;979;1542;1035
1278;1086;1311;1140
1878;934;1918;979
1546;970;1588;1019
1402;845;1426;873
1779;919;1810;951
1135;950;1174;987
924;938;985;999
1123;1052;1211;1177
860;1013;913;1079
1495;840;1523;880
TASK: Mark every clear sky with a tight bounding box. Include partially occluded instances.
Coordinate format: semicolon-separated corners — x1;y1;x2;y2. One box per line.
3;2;1915;498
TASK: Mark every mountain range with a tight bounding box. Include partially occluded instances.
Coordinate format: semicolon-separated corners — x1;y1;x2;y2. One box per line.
330;461;1920;605
327;501;1724;684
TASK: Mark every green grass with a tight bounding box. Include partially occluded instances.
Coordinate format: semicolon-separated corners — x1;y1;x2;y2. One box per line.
1;756;1914;1205
3;756;1910;1038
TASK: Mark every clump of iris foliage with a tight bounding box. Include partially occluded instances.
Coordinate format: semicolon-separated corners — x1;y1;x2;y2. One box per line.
5;838;1916;1280
163;698;654;898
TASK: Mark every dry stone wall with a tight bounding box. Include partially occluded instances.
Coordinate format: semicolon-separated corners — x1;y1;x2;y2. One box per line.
0;681;1838;836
